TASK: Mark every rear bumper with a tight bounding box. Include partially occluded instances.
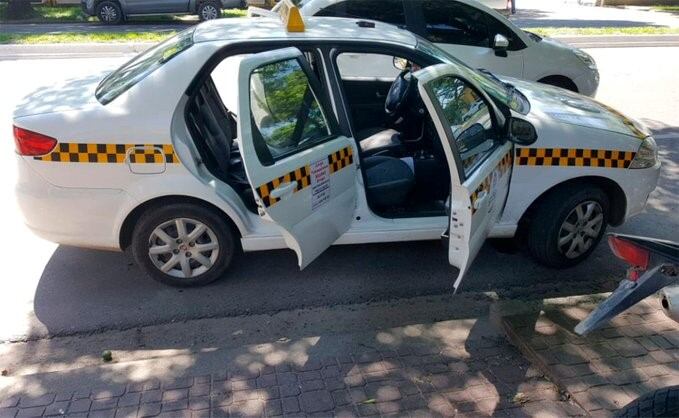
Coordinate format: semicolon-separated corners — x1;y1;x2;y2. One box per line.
15;156;126;251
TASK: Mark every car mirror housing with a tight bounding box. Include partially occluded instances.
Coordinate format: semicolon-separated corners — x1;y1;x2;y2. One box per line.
493;34;509;57
393;56;409;71
508;117;538;145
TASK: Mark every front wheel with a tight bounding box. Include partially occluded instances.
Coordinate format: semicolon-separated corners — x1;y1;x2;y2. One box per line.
96;1;123;24
131;203;236;287
526;184;609;268
198;1;221;21
617;385;679;417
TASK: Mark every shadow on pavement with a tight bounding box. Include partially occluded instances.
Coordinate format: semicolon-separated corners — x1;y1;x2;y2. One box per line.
30;238;625;338
2;296;587;417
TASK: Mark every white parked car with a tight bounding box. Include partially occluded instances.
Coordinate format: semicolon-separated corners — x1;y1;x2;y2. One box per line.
263;0;600;96
13;11;658;287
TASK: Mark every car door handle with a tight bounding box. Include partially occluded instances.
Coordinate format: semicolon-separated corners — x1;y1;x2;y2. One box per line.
376;92;386;99
270;181;298;199
473;190;488;210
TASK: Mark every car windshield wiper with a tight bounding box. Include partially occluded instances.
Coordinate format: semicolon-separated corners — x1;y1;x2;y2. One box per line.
478;68;511;88
478;68;518;94
478;68;501;83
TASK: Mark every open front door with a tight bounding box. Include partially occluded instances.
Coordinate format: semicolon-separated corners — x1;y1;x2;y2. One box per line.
237;48;357;268
415;64;513;290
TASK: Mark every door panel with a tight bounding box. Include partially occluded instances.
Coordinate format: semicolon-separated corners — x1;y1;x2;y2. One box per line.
125;0;187;14
415;64;512;289
438;43;523;79
237;48;358;268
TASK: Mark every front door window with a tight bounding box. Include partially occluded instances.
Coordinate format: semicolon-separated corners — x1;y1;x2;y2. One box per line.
428;76;498;176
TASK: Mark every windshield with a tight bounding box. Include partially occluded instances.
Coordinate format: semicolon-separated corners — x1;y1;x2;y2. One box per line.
95;29;194;105
415;37;530;115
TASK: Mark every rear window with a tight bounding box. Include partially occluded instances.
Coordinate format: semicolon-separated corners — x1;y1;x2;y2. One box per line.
95;29;194;105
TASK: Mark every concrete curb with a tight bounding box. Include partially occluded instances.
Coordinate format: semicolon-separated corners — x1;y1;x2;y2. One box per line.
2;33;679;60
0;42;153;60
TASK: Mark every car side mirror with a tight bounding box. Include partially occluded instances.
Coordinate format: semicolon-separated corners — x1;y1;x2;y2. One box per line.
393;56;409;71
493;34;509;57
508;117;537;145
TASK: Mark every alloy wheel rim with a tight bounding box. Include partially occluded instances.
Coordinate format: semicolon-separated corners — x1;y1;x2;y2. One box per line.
100;5;117;21
202;5;218;20
558;200;604;259
148;218;219;279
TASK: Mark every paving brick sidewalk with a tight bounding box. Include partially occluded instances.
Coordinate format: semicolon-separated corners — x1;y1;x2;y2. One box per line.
502;295;679;417
0;317;584;418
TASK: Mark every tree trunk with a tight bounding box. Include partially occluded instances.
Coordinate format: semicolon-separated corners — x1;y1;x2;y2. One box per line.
6;0;35;20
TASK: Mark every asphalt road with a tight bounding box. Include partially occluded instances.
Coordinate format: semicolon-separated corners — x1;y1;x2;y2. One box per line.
0;47;677;342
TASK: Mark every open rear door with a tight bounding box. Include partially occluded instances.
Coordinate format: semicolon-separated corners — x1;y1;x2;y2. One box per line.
237;48;357;268
415;64;513;290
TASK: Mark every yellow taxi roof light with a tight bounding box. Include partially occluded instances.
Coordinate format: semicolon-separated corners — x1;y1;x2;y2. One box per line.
278;0;305;32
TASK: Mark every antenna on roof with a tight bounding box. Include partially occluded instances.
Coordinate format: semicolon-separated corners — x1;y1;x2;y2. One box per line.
356;20;375;28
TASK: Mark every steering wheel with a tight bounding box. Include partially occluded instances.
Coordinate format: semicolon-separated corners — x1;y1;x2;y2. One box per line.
385;70;415;120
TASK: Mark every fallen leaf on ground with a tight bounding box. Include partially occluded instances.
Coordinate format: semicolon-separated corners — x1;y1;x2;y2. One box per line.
512;392;529;405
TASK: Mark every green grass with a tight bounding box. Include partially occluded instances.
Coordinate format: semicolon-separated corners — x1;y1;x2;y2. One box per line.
531;26;679;37
0;4;90;22
0;3;246;22
222;8;246;18
652;5;679;15
652;6;679;12
0;31;177;44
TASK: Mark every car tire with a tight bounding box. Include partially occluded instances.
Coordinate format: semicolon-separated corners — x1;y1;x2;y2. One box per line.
616;385;679;418
131;203;236;287
527;184;609;269
198;1;221;21
96;1;123;24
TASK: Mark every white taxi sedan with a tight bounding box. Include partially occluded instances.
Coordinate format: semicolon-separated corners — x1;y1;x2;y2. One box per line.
13;10;659;287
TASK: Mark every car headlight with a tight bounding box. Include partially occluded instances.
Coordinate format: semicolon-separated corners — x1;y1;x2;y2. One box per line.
629;136;658;169
574;48;597;71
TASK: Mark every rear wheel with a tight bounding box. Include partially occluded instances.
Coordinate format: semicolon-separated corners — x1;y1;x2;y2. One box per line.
132;203;235;287
198;1;221;21
96;1;123;24
527;184;609;268
617;385;679;417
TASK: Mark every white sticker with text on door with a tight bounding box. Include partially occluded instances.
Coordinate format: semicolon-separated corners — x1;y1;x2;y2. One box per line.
311;158;330;211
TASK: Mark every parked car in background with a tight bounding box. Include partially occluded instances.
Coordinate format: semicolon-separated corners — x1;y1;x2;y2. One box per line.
82;0;245;23
262;0;599;96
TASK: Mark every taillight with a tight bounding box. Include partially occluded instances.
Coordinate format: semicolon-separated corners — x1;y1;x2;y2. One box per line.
13;126;57;156
608;235;650;274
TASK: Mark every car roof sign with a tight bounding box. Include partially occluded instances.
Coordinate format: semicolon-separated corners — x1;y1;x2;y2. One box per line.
278;0;305;32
